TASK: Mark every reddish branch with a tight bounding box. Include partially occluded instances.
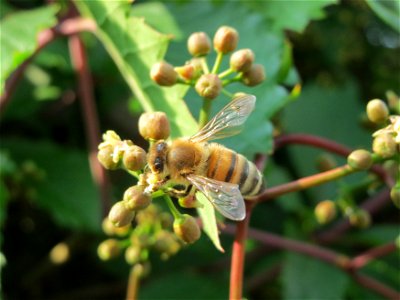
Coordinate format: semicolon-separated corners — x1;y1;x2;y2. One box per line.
68;34;111;216
0;17;96;113
350;242;397;270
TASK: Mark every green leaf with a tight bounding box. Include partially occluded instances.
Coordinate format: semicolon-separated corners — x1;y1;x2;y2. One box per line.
75;1;197;138
245;0;338;33
282;251;349;300
346;225;399;246
0;5;59;94
365;0;400;33
1;139;101;232
196;192;224;252
130;2;183;40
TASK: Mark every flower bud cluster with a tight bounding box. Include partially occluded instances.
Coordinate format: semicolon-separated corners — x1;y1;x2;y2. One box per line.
97;204;183;269
150;25;265;100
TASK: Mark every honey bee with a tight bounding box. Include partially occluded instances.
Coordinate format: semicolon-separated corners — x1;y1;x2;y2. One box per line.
146;94;263;221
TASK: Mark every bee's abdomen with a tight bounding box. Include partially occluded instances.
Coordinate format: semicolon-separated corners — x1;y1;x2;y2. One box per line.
206;145;263;196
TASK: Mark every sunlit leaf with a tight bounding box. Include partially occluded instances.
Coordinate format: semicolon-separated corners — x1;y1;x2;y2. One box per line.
75;1;197;138
0;5;59;94
196;192;224;252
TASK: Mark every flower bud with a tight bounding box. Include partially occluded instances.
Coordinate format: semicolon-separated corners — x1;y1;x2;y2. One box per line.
349;210;371;228
187;32;211;56
108;201;135;227
195;74;222;99
154;230;181;259
213;26;238;54
123;185;152;211
173;214;201;244
138;112;170;140
150;61;178;86
125;245;142;265
242;64;265;86
391;184;400;209
175;64;195;81
49;242;70;265
97;144;119;170
347;149;373;170
230;49;254;72
314;200;337;224
366;99;389;124
123;145;147;171
372;133;398;158
97;239;121;261
178;194;200;208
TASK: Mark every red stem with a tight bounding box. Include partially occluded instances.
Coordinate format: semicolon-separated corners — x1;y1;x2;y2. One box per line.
350;242;397;270
229;202;255;300
68;34;111;216
352;272;400;300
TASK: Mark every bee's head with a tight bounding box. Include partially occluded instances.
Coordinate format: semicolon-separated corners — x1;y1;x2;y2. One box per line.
148;140;169;174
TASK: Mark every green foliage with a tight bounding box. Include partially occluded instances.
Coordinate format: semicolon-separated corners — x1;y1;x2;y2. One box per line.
0;5;59;94
365;0;400;33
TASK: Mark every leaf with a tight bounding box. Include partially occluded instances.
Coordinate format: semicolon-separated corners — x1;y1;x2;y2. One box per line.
75;1;197;138
0;5;59;94
282;251;349;300
245;0;338;33
365;0;400;33
196;192;224;252
1;139;101;232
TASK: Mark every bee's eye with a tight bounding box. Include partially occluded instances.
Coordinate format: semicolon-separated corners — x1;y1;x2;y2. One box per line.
154;157;164;172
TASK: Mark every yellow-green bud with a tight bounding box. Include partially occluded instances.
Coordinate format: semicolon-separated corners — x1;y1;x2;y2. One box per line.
49;242;70;265
154;230;181;259
242;64;265;86
173;214;201;244
230;49;254;72
391;185;400;209
102;217;131;237
150;61;178;86
187;32;211;56
347;149;373;170
195;74;222;99
349;210;371;228
97;239;121;261
175;64;195;81
178;194;200;208
123;185;151;211
108;201;135;227
372;133;398;158
314;200;337;224
366;99;389;124
125;245;142;265
213;26;239;54
97;144;118;170
138;111;170;140
123;145;146;171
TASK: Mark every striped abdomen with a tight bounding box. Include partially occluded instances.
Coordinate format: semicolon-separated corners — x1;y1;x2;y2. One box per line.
206;144;263;196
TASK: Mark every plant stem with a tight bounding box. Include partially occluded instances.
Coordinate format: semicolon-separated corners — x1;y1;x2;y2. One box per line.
221;89;234;98
126;265;141;300
212;52;224;74
164;195;182;219
200;57;210;74
229;202;255;300
350;242;397;270
218;68;235;78
222;74;242;86
256;165;354;202
198;98;212;128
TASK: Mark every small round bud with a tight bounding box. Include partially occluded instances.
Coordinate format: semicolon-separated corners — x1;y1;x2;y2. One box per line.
159;212;173;229
213;26;238;54
123;185;151;211
242;64;265;86
108;201;135;227
178;194;200;208
230;49;254;72
390;185;400;209
347;149;373;170
366;99;389;124
49;242;70;265
314;200;337;224
97;239;121;261
195;74;222;99
173;214;201;244
150;61;178;86
123;145;147;171
175;64;195;81
97;144;118;170
154;230;181;258
372;133;398;158
349;210;371;228
125;245;142;265
187;32;211;56
138;112;170;140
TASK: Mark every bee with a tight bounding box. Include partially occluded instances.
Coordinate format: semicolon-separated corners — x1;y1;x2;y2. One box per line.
146;94;263;221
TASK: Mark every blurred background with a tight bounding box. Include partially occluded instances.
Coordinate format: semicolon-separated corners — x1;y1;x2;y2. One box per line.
1;0;399;299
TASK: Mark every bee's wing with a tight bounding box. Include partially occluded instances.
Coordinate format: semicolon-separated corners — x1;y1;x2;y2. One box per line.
190;94;256;143
186;174;245;221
